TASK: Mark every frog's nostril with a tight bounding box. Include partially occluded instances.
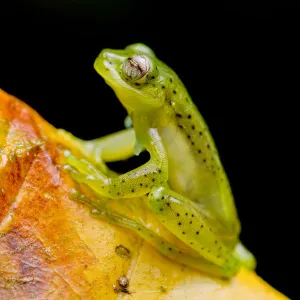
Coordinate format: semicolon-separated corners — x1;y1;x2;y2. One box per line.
100;51;110;61
101;51;112;60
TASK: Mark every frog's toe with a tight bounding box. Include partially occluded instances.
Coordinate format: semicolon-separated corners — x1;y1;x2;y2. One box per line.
233;242;257;270
68;188;94;206
64;159;109;195
65;153;101;177
63;164;90;184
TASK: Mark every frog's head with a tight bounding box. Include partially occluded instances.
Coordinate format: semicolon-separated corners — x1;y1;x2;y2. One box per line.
94;43;172;113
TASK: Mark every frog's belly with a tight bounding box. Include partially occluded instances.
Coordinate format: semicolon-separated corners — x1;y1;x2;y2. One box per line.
159;124;213;201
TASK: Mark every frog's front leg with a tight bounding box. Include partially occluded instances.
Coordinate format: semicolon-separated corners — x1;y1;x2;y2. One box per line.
148;186;240;275
64;128;168;198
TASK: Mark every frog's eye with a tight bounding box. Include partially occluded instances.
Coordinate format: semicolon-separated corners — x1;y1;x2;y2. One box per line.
122;55;150;81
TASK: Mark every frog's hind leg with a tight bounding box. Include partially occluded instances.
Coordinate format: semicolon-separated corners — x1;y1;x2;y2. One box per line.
148;186;240;277
69;189;237;278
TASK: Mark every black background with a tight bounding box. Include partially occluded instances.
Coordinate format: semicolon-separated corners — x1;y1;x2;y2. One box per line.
0;1;297;298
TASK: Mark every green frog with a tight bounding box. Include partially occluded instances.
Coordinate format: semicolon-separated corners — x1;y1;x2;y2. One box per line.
62;43;256;278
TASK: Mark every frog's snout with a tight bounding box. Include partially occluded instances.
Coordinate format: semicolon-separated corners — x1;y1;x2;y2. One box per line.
94;49;125;74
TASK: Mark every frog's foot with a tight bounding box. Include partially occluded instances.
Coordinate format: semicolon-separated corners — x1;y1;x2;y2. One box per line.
57;129;108;174
148;186;240;277
233;242;257;270
64;152;109;195
64;151;101;176
63;164;97;187
69;188;236;278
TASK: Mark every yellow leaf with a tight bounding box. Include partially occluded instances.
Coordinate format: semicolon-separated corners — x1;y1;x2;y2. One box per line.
0;89;289;299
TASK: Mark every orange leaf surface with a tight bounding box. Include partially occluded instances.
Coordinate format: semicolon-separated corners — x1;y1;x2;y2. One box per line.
0;89;289;299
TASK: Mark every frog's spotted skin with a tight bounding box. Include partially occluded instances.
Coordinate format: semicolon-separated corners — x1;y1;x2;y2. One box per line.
64;43;256;277
149;187;238;271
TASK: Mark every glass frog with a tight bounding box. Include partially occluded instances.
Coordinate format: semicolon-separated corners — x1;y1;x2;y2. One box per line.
62;43;256;278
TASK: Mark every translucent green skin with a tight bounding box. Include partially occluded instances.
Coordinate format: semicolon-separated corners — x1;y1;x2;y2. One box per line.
63;43;256;278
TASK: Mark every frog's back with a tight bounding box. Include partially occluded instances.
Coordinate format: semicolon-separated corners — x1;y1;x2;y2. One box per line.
154;70;240;238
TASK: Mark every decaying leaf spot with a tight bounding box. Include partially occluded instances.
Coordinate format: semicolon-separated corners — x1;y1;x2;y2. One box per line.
115;244;131;259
